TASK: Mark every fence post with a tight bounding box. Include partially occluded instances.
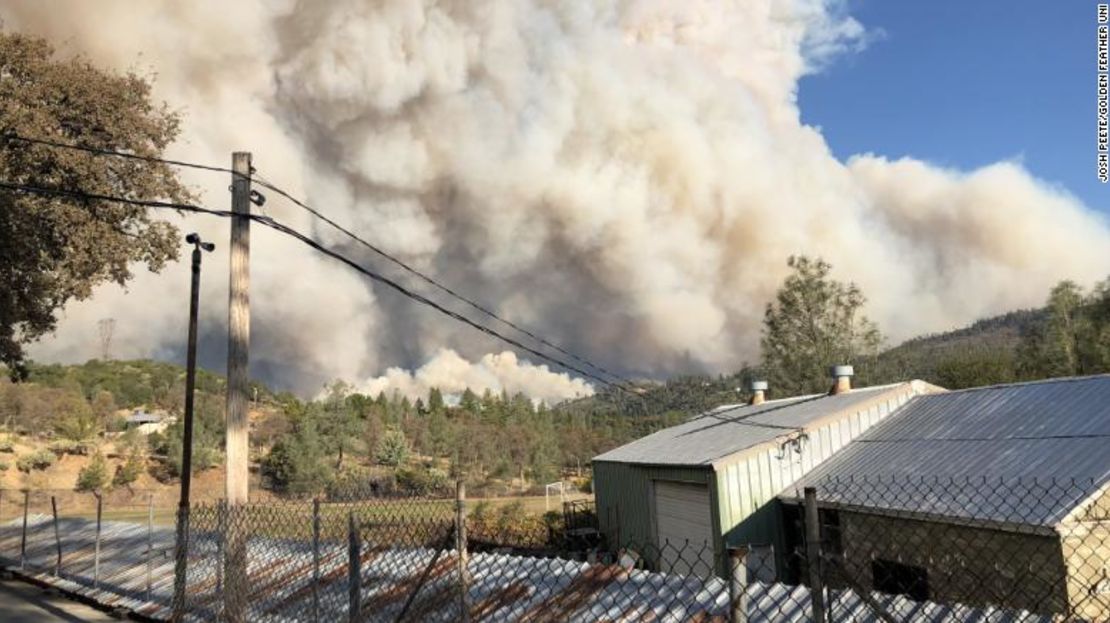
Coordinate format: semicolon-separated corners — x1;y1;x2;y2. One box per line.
94;492;102;589
216;500;225;600
804;487;826;623
146;494;154;601
348;511;360;623
728;546;749;623
172;503;189;622
455;480;471;623
312;497;320;623
19;491;28;570
50;495;61;577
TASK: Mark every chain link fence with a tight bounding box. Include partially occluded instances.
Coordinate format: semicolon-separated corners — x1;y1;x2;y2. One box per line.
2;477;1110;621
783;475;1110;622
0;488;176;614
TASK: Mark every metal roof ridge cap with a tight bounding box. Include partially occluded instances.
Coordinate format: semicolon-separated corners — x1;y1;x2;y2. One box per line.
707;382;922;470
787;381;924;438
930;372;1110;397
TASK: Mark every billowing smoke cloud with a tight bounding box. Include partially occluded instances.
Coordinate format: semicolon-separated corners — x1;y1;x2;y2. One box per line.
360;349;593;405
4;0;1110;400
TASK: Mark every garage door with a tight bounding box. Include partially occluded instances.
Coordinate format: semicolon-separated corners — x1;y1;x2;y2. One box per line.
654;481;715;576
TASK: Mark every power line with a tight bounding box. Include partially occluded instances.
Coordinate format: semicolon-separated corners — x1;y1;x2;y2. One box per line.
3;132;640;392
2;132;236;175
0;179;640;397
0;180;230;214
252;172;635;389
259;214;636;396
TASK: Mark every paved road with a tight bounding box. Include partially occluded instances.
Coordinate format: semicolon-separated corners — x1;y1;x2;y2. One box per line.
0;577;116;622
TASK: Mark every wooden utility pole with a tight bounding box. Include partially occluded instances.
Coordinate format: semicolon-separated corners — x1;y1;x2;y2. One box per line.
224;152;251;622
226;152;252;504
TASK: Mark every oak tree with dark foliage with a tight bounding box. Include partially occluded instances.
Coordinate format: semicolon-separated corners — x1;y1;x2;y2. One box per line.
0;32;191;378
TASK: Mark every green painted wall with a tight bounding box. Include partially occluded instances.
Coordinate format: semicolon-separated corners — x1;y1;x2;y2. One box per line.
594;385;922;578
593;461;711;550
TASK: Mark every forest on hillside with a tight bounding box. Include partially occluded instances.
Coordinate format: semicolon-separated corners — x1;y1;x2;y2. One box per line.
2;269;1109;499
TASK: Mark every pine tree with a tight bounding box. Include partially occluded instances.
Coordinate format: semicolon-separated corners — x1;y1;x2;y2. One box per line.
760;256;882;396
375;427;410;467
76;451;109;492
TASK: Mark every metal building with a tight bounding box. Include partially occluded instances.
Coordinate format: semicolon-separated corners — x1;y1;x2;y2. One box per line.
778;374;1110;619
592;373;942;577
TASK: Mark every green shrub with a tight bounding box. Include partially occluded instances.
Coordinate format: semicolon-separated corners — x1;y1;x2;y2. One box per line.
146;430;167;454
574;474;592;494
106;415;129;433
0;437;14;453
467;501;551;548
76;453;109;492
112;453;144;489
17;448;57;472
375;428;410;467
0;460;9;471
396;465;450;495
261;428;332;496
49;439;85;456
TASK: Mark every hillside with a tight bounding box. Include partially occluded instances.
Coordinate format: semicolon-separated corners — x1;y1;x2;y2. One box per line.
0;306;1055;497
561;308;1044;418
857;308;1043;390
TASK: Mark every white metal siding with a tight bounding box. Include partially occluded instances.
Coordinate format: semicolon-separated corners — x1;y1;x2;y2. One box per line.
715;391;918;543
654;481;714;575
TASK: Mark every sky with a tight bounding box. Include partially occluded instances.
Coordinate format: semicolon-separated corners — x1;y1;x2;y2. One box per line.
8;1;1110;399
801;0;1106;212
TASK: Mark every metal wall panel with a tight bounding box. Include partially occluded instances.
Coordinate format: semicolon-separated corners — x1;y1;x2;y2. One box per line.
714;388;916;555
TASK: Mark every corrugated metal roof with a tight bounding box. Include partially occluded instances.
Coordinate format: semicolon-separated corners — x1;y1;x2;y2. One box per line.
593;383;918;467
783;375;1110;526
1;515;1053;622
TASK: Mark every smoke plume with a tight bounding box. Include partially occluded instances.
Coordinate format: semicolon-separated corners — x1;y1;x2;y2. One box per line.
5;0;1110;400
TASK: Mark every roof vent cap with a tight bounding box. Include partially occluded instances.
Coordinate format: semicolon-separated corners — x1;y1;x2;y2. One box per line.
829;365;854;395
749;380;768;405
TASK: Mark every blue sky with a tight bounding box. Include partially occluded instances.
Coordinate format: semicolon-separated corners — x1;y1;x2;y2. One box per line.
800;1;1106;212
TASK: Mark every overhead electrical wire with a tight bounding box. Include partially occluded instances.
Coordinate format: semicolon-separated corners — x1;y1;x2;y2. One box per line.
0;179;644;399
1;132;640;394
252;172;635;390
3;132;237;175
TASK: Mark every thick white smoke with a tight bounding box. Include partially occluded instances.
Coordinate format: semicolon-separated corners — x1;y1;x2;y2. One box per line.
361;349;593;405
5;0;1110;400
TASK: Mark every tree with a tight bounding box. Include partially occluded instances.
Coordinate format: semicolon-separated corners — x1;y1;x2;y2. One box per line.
0;32;191;377
318;381;361;469
375;427;410;467
90;390;117;429
111;427;145;490
76;451;109;492
760;256;883;396
112;452;144;490
165;394;223;477
54;394;100;449
1018;280;1105;378
427;387;445;413
262;415;332;495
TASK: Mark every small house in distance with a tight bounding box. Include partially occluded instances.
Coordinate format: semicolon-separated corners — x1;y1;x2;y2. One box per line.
592;367;942;576
125;409;171;435
778;375;1110;620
